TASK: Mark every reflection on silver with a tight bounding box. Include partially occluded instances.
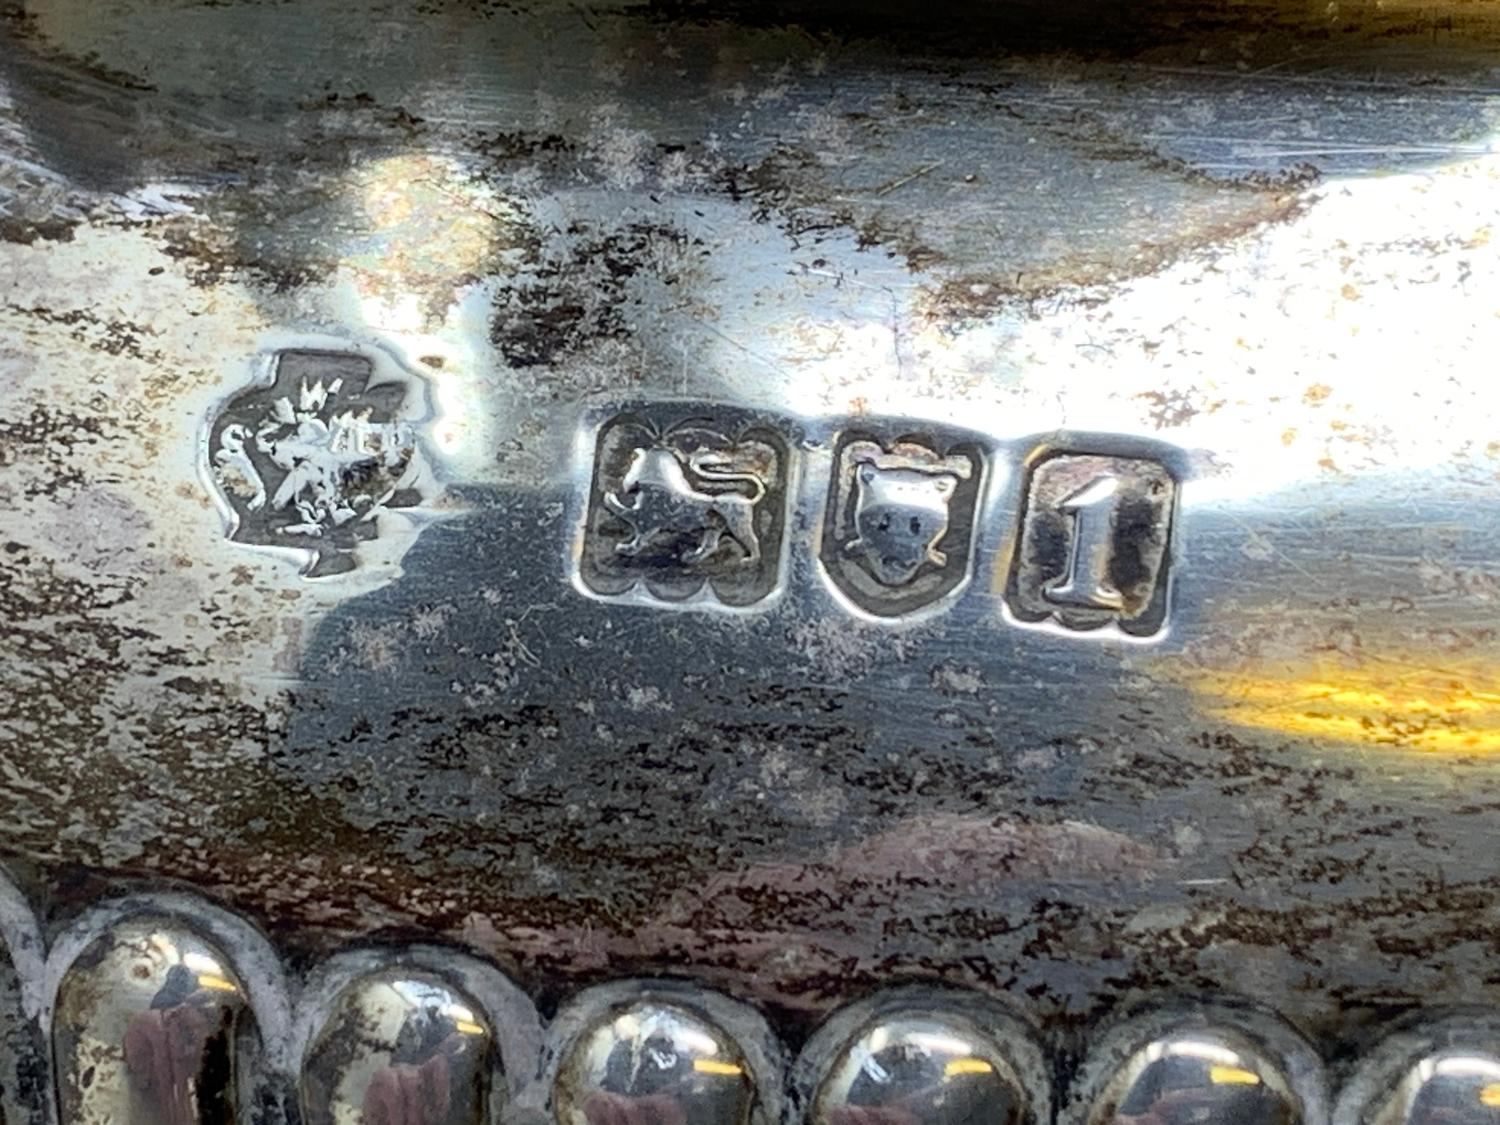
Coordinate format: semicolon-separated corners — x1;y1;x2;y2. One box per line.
812;1013;1031;1125
554;1001;754;1125
1368;1050;1500;1125
53;918;248;1125
301;970;493;1125
1092;1030;1301;1125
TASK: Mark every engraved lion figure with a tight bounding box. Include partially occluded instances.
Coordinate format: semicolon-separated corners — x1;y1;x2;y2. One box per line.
603;447;764;565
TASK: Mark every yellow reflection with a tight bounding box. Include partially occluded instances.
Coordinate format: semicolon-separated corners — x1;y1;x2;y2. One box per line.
693;1059;744;1077
453;1019;487;1037
441;1001;481;1026
1481;1084;1500;1108
1180;660;1500;753
1210;1066;1262;1086
196;974;240;994
944;1057;996;1078
348;153;523;306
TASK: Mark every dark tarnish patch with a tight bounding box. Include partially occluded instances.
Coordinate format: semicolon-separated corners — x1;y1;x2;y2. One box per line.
0;212;79;246
2;303;165;363
923;142;1318;316
716;107;1320;316
717;146;943;270
655;816;1166;928
0;402;110;498
922;188;1313;320
1;686;1497;1047
0;4;156;93
152;184;350;295
471;129;575;166
1106;496;1160;600
490;221;707;372
642;0;1500;61
0;551;295;807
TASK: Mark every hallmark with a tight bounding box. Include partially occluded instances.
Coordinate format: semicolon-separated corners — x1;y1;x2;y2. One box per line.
821;432;985;617
207;349;432;577
579;409;791;606
1006;452;1176;635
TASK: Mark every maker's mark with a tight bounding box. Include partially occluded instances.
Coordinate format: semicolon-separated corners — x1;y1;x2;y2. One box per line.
208;349;432;577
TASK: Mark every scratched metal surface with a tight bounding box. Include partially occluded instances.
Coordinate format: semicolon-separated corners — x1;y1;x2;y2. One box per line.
1;0;1498;1055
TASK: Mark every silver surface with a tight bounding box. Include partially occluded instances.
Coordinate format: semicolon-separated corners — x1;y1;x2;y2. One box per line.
300;970;494;1125
51;917;248;1125
811;1013;1031;1125
1367;1050;1500;1125
1067;1007;1327;1125
1334;1017;1500;1125
0;0;1499;1054
1087;1028;1300;1125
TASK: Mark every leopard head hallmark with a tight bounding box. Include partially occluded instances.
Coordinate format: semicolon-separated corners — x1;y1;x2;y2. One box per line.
822;433;984;617
206;348;436;577
579;409;791;607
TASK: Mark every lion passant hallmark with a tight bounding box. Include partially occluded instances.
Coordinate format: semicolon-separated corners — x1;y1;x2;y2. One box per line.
578;407;792;607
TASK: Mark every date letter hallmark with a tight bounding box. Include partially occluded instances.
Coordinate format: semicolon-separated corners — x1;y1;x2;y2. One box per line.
821;433;985;617
207;349;433;577
1006;453;1177;635
579;410;791;607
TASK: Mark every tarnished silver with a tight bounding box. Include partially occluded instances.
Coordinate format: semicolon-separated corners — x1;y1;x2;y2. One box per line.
1089;1030;1299;1124
553;999;755;1125
0;871;46;1125
796;989;1050;1125
4;0;1500;1081
1366;1050;1500;1125
1334;1016;1500;1125
52;917;249;1125
301;969;494;1125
